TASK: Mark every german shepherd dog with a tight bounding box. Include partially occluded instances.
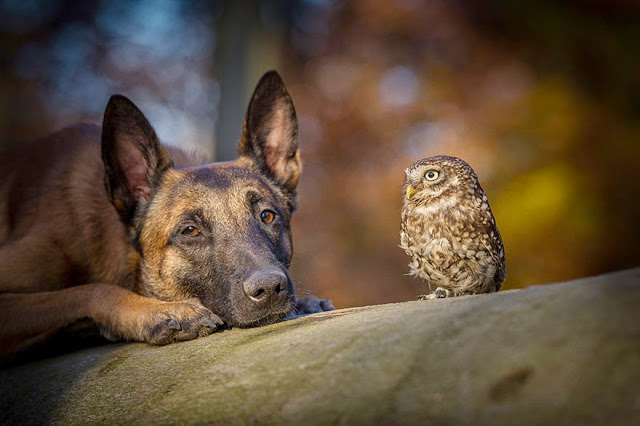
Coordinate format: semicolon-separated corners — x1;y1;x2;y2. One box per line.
0;71;332;360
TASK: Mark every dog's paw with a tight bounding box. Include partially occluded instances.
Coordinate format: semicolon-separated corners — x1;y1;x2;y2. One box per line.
96;289;225;344
141;298;224;345
289;295;334;318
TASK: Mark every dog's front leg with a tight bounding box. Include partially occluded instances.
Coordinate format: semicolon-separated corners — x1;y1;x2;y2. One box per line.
90;284;224;343
0;284;223;358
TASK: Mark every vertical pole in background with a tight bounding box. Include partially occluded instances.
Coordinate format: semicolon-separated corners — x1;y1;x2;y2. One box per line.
214;0;258;162
214;0;285;161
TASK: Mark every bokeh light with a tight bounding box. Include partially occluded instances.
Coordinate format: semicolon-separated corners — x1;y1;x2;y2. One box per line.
1;0;638;308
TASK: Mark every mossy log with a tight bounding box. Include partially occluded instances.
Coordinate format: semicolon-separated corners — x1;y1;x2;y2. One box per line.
1;268;639;425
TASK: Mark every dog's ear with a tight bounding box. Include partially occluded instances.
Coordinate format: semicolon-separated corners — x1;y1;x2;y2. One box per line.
102;95;173;225
238;71;301;198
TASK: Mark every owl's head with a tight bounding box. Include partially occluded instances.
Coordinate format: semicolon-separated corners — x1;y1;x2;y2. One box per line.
403;155;480;203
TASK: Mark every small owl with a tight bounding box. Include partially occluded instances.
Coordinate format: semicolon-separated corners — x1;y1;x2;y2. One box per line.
400;155;506;299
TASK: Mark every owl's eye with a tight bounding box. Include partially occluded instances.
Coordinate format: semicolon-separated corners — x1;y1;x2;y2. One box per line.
425;170;439;181
182;226;200;237
260;209;276;224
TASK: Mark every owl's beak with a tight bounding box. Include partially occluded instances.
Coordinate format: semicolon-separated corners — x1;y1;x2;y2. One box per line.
406;185;417;199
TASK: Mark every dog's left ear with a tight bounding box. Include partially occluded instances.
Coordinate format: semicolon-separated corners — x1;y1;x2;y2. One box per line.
238;71;301;198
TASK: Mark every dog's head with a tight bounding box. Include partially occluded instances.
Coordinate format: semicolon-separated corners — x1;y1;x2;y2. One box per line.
101;71;301;327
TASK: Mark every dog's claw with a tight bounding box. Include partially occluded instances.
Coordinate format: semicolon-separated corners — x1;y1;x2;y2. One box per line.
203;317;218;328
319;298;335;311
166;319;181;330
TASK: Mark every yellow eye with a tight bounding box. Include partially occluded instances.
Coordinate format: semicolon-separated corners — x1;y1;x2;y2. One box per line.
260;210;276;224
425;170;439;181
182;226;200;237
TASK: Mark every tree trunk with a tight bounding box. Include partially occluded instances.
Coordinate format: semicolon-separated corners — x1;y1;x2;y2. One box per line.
1;268;639;425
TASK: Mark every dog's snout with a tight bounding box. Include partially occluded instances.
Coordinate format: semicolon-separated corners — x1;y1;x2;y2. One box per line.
243;271;289;305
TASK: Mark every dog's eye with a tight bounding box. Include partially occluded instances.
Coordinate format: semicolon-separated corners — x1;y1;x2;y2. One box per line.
260;210;276;224
182;226;200;237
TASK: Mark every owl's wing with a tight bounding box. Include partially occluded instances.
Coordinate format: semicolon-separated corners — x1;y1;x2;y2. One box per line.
489;222;507;291
475;207;506;291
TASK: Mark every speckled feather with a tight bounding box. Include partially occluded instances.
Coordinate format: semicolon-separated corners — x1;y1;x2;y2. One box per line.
400;155;506;296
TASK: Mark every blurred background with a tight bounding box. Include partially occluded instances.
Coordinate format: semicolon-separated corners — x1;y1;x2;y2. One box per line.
1;0;639;308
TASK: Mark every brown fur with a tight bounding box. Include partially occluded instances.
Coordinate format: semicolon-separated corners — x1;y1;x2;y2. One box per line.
0;71;331;361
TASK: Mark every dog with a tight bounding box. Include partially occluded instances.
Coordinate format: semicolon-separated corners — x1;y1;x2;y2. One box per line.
0;71;332;360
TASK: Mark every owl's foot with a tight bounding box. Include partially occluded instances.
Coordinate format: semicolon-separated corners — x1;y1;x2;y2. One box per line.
418;288;451;300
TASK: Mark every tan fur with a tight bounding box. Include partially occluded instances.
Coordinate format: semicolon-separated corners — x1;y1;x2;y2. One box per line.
0;125;223;359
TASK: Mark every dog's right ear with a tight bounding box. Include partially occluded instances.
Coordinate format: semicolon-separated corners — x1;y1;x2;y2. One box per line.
101;95;173;225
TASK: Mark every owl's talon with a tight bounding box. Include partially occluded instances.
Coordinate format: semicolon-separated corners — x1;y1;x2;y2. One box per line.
434;288;449;298
417;288;450;300
417;293;436;301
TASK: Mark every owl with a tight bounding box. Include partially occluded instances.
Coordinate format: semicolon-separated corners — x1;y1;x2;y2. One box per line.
400;155;506;299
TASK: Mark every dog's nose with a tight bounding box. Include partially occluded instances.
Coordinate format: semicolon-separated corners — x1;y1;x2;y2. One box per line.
243;271;289;305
